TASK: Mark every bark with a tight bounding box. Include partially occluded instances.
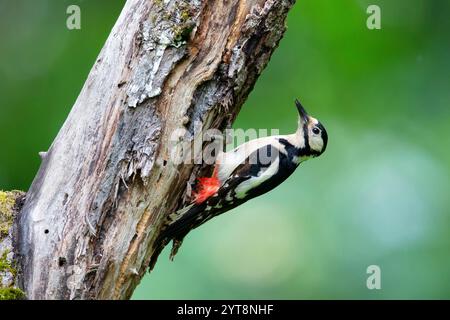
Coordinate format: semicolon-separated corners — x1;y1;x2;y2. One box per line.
10;0;296;300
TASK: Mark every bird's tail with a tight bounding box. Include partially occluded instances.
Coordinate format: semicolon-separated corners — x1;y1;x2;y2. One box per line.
148;202;207;271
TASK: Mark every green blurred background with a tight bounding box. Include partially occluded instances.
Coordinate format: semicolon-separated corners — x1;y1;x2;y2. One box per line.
1;0;449;299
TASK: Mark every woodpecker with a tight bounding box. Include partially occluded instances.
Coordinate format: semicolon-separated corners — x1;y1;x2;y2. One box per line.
149;99;328;269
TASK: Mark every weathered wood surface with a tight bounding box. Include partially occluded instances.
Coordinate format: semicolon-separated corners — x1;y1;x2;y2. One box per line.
16;0;295;299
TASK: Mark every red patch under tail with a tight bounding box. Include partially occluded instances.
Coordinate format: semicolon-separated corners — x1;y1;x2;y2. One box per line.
193;168;220;204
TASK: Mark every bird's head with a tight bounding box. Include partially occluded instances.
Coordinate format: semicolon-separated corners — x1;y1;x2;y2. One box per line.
295;99;328;157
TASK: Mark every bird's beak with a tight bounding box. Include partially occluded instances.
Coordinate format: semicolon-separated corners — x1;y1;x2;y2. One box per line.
295;99;309;125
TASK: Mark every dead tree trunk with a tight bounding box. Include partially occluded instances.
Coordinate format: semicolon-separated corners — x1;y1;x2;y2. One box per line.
3;0;295;299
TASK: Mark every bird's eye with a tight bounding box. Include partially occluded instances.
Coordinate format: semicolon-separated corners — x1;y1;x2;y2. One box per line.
312;127;321;135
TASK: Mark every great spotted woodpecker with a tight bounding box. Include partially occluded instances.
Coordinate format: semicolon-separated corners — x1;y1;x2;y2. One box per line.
149;99;328;269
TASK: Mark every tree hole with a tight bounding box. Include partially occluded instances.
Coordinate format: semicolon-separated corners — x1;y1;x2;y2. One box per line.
63;193;69;205
58;257;67;267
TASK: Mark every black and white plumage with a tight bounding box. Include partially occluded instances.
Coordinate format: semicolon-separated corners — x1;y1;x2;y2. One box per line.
149;99;328;270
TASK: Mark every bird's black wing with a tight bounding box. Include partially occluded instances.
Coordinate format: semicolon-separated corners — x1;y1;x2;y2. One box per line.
149;144;282;270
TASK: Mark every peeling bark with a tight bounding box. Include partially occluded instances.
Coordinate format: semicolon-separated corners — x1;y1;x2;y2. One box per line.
14;0;296;299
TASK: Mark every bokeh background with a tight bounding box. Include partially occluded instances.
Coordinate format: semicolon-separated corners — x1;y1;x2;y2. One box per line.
1;0;449;299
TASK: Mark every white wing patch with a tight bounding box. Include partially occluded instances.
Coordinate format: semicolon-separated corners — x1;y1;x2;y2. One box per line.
234;156;280;199
168;203;195;222
216;135;293;183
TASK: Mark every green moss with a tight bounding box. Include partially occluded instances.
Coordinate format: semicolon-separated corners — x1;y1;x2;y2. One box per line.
0;251;24;300
0;190;22;239
0;191;17;217
180;9;190;22
0;191;25;300
0;250;15;276
171;3;194;46
0;287;25;300
0;250;24;300
173;24;194;44
0;225;9;239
